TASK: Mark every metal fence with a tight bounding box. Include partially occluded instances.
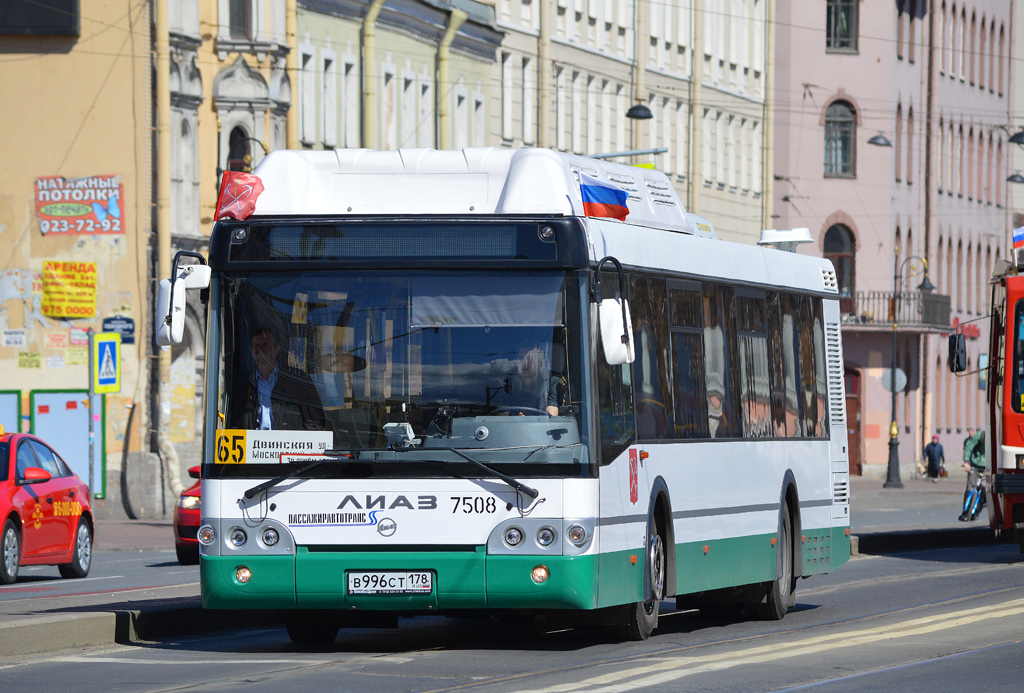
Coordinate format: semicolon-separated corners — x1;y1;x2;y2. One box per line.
839;291;952;329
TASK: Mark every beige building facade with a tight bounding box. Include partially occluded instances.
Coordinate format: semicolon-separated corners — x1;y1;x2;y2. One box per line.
0;1;153;511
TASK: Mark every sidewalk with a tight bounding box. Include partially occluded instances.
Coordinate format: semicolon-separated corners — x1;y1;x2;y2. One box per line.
0;476;1008;657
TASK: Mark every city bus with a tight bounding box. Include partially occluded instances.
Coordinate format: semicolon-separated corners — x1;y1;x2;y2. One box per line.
951;259;1024;548
156;148;851;643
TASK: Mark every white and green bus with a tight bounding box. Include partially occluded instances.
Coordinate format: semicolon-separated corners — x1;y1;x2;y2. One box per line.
157;148;850;643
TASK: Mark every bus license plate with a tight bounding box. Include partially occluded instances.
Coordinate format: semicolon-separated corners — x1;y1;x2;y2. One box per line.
347;571;433;594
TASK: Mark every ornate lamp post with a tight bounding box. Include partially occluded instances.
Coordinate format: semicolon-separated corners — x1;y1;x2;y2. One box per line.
885;252;935;489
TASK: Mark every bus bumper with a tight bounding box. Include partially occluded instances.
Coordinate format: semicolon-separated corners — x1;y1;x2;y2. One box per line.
201;548;600;611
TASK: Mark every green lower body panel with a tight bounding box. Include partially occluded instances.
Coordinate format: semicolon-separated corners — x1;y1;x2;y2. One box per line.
802;526;851;574
672;533;777;596
201;555;298;609
202;548;601;611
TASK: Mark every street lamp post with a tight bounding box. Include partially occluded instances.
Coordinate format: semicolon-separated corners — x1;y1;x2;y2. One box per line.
885;251;935;489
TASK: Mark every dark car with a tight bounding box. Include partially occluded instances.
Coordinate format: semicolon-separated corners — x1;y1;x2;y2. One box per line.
1;431;94;584
173;466;201;565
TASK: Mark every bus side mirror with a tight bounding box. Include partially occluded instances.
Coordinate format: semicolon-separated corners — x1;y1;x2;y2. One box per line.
599;297;635;366
155;255;211;347
948;333;967;373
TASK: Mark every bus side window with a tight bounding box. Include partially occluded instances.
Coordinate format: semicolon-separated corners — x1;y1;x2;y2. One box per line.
597;271;635;463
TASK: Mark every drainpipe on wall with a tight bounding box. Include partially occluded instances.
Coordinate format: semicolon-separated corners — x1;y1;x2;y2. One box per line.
362;0;387;148
438;9;468;150
633;0;648;159
538;0;551;148
286;0;299;148
688;0;702;213
155;0;183;496
761;0;774;230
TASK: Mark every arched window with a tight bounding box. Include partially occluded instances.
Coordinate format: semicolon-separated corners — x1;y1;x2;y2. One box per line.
824;224;856;312
824;101;856;176
906;107;914;184
978;14;986;89
895;104;903;182
227;126;252;172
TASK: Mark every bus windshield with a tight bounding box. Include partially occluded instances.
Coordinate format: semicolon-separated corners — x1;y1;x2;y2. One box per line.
212;270;584;468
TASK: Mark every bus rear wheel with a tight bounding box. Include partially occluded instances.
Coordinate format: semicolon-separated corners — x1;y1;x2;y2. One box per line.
617;523;665;641
750;500;795;621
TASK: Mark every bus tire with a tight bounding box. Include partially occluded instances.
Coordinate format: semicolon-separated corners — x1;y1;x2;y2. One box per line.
750;500;795;621
617;522;665;641
285;621;340;645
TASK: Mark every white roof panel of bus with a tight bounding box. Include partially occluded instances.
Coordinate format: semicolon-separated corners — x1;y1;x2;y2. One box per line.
249;147;700;235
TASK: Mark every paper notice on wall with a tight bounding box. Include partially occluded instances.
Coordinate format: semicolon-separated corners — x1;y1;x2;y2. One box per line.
66;347;88;365
3;329;26;348
18;352;40;368
45;332;68;350
47;355;64;369
41;261;97;319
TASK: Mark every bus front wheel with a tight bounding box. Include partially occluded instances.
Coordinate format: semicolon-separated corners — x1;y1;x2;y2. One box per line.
617;522;665;641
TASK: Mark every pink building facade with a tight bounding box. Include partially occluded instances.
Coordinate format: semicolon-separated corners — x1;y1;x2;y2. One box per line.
773;1;1012;478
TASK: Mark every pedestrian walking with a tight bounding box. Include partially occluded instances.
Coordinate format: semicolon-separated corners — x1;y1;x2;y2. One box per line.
923;434;945;482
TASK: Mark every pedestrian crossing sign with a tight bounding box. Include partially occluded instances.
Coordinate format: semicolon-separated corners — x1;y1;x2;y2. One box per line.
93;332;121;394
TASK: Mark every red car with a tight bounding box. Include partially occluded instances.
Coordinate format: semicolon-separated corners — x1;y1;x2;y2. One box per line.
174;466;201;565
1;431;94;584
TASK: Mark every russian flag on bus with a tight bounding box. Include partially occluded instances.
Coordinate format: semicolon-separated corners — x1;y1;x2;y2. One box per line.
1014;226;1024;250
579;173;629;221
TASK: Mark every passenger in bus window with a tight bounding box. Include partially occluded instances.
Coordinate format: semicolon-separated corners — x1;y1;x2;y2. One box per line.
236;325;327;431
510;343;563;415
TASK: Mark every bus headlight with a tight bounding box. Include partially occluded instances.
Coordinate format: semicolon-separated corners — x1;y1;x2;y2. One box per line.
236;566;252;583
537;527;556;547
531;565;550;583
504;526;524;547
261;527;280;547
197;525;216;546
566;524;588;546
229;528;247;547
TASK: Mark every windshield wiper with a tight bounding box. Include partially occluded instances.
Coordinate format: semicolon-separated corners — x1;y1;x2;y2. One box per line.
419;447;539;499
243;449;357;499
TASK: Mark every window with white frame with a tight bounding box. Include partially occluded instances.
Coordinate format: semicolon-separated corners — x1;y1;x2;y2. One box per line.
502;52;514;141
401;74;416;148
383;70;396;150
322;55;337;147
419;75;434;148
522;57;534;144
473;93;485;147
300;48;315;144
454;86;468;149
342;61;358;147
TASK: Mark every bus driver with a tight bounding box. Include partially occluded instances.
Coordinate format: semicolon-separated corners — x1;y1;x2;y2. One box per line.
236;325;326;431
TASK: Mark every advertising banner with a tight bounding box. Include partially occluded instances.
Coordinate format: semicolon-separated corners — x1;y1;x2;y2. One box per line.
35;175;125;235
41;261;97;318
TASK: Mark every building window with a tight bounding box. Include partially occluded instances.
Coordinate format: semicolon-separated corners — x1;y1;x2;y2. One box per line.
824;101;856;177
229;0;252;40
824;224;855;313
826;0;857;51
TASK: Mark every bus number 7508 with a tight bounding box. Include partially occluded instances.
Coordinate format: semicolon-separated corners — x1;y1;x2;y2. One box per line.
450;496;497;514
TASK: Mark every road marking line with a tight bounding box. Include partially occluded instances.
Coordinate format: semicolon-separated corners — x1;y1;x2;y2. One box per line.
528;598;1024;692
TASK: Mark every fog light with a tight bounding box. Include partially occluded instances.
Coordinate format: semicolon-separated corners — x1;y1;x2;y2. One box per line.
261;527;280;547
230;528;247;547
537;527;556;547
232;227;249;242
504;526;524;547
531;565;550;583
539;225;555;240
197;524;216;546
236;566;252;583
567;524;588;546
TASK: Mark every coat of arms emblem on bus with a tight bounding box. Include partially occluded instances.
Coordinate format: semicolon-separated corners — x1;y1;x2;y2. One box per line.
629;450;639;505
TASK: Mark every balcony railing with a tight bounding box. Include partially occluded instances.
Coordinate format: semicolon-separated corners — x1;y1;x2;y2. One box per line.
839;291;952;330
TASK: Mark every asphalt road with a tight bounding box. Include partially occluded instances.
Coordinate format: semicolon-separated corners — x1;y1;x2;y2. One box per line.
2;542;1021;691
